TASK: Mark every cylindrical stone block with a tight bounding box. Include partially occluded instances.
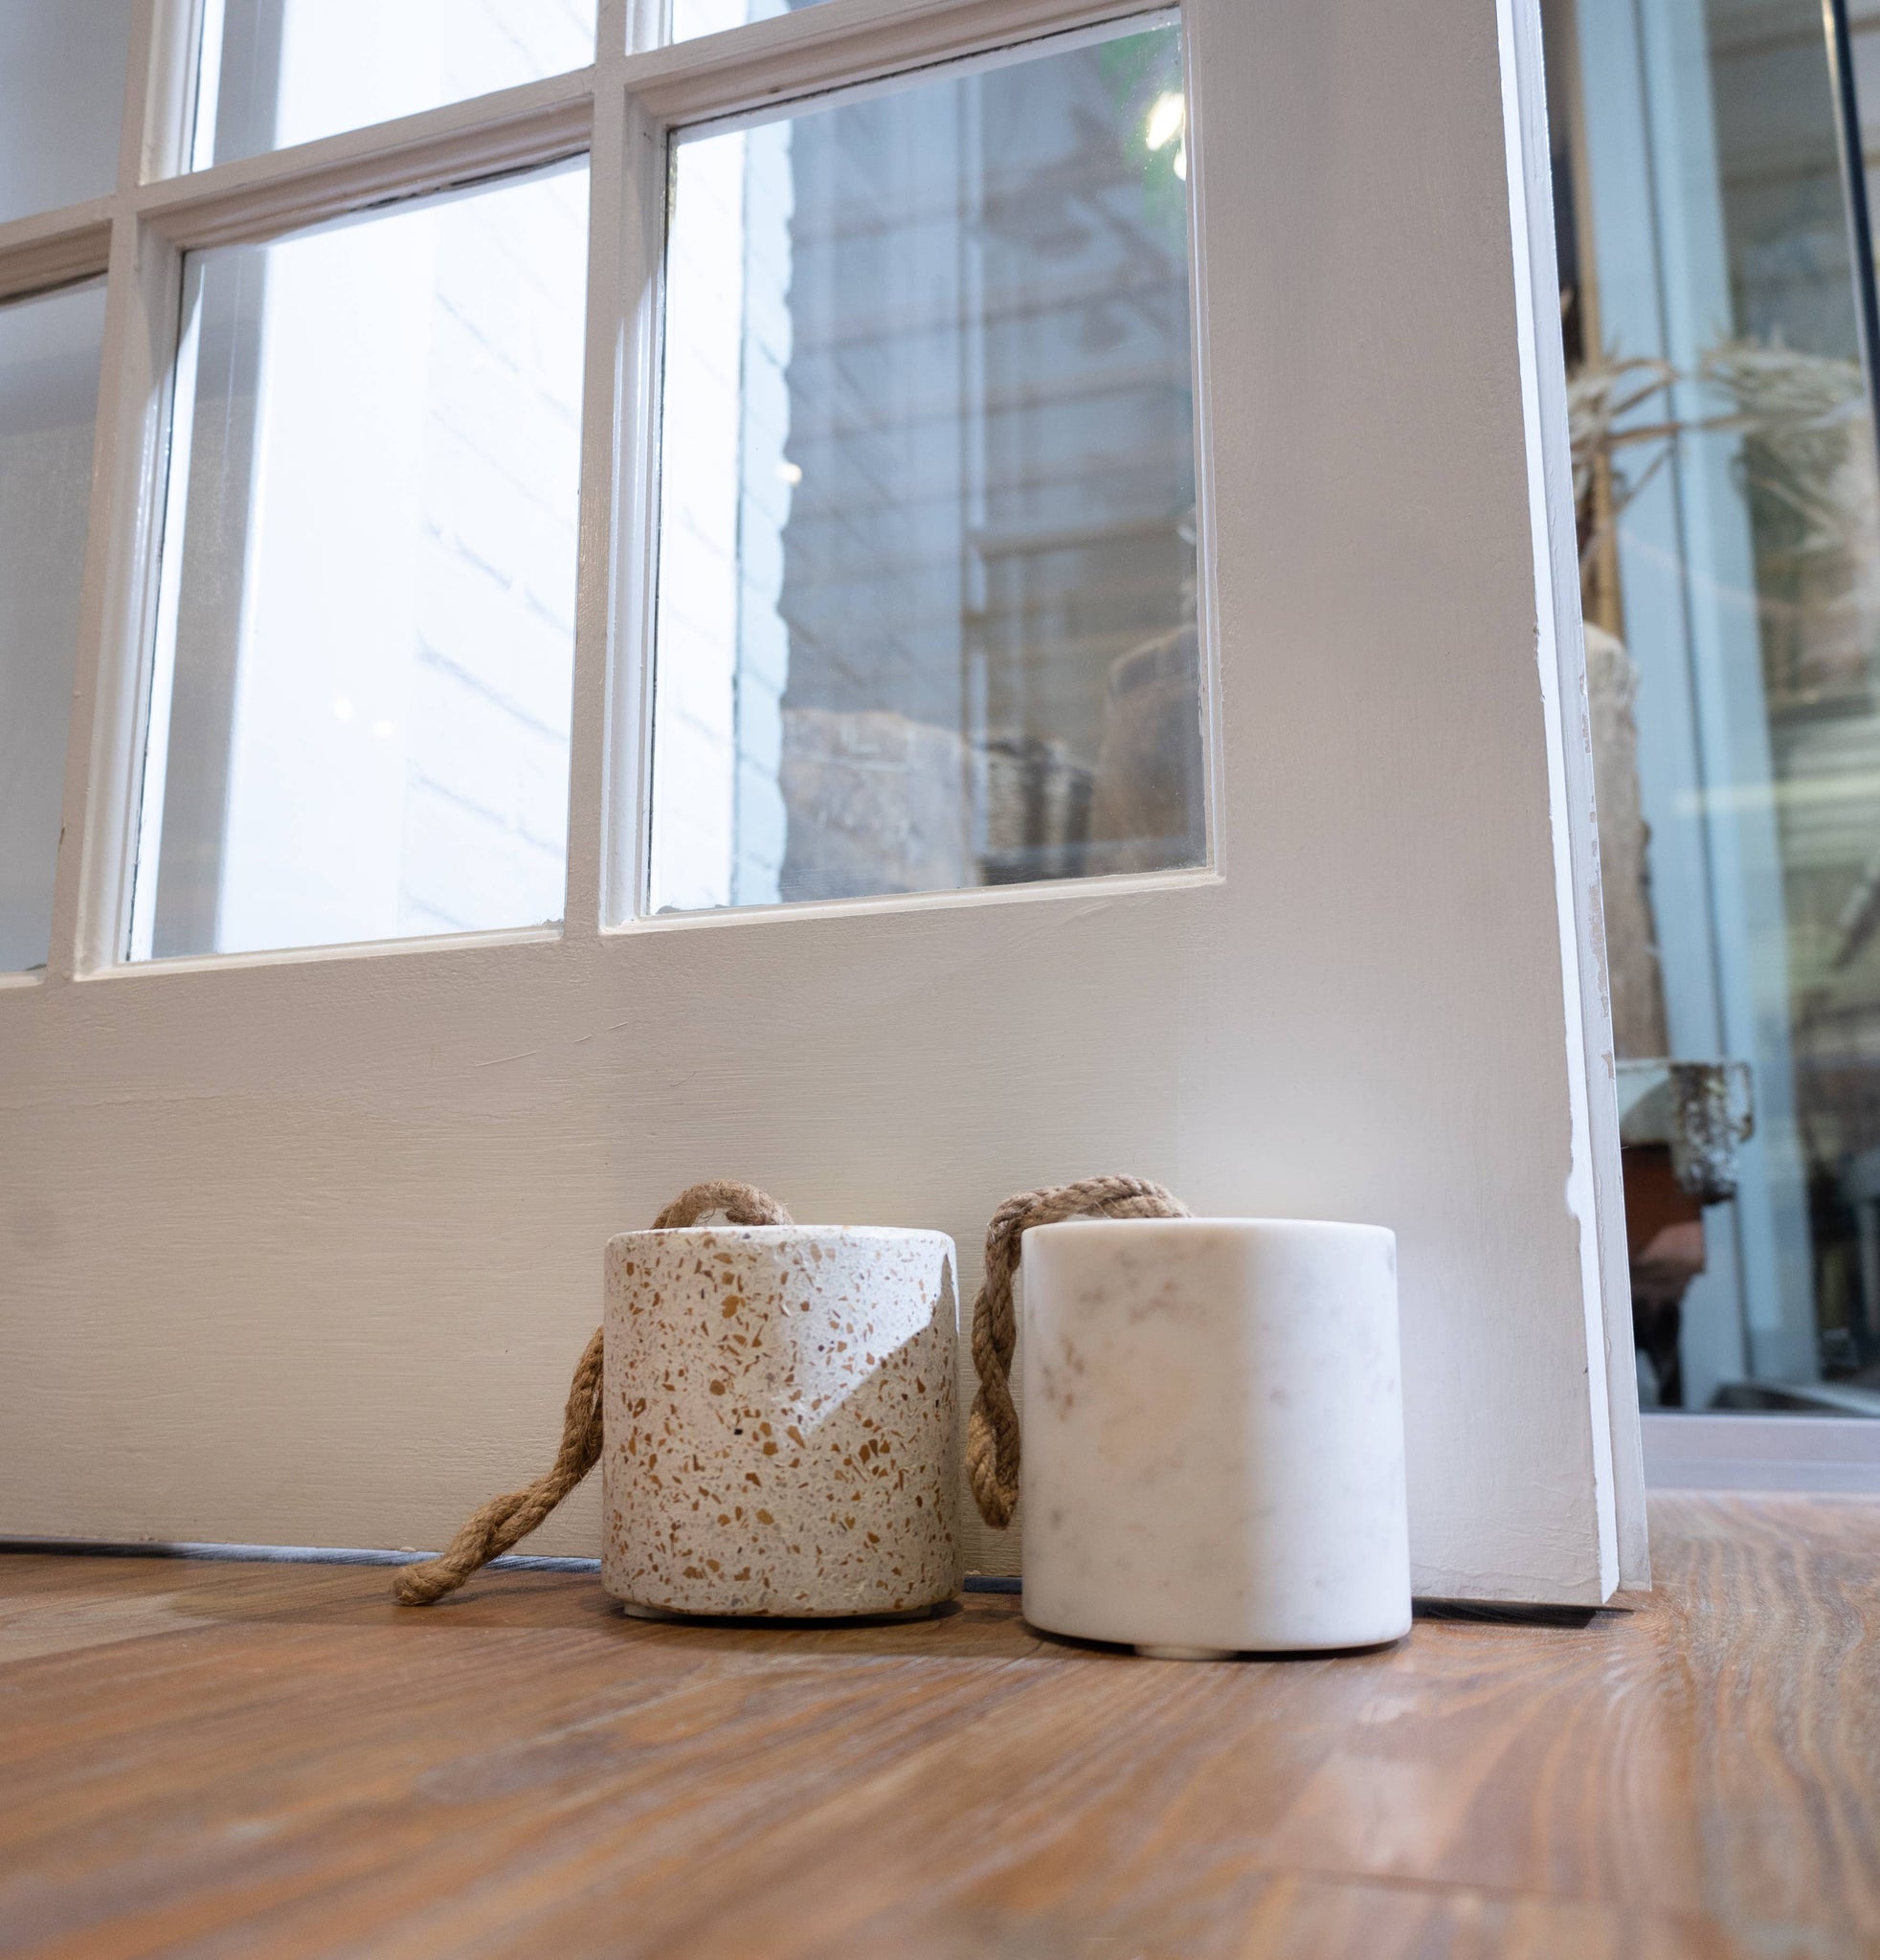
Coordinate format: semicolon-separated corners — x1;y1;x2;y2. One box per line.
603;1224;962;1617
1020;1217;1411;1656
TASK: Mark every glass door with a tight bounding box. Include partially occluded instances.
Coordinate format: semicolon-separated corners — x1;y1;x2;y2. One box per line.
1548;0;1880;1417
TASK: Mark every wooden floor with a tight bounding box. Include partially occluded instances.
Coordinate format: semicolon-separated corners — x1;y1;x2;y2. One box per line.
1;1493;1875;1959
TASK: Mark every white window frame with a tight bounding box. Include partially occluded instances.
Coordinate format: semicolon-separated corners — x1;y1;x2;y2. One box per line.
0;0;1227;986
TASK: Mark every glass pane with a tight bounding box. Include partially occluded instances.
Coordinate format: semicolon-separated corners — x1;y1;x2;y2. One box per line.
0;0;134;223
1548;0;1880;1410
193;0;594;168
647;21;1199;914
670;0;830;42
131;161;588;961
0;281;105;973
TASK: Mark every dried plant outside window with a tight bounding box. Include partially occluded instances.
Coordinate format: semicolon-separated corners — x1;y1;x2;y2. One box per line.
1568;338;1880;717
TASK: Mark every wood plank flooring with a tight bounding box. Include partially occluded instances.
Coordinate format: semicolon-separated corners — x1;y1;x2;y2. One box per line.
0;1493;1874;1958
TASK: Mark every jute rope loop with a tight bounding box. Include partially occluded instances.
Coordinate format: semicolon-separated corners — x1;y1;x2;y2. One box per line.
965;1175;1192;1530
392;1181;793;1606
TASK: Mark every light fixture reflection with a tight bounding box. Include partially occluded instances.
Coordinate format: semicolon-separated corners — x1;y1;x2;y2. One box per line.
1146;91;1184;151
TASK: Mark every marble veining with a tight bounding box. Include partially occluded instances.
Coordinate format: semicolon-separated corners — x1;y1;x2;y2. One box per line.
1020;1217;1411;1656
602;1226;962;1617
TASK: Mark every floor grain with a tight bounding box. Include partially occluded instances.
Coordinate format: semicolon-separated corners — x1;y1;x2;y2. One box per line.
0;1493;1874;1958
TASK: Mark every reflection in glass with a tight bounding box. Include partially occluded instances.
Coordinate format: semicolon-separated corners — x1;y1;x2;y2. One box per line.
192;0;593;168
131;162;588;960
1549;0;1880;1410
649;20;1200;914
0;0;134;224
0;281;106;971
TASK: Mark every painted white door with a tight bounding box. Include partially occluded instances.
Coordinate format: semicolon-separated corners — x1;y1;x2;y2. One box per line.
0;0;1642;1602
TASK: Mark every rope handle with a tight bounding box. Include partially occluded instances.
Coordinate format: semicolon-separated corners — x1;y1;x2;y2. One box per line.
392;1181;793;1605
964;1175;1191;1529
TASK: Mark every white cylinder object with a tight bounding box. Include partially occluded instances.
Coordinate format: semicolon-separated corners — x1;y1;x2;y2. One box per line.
1020;1217;1410;1655
602;1225;962;1617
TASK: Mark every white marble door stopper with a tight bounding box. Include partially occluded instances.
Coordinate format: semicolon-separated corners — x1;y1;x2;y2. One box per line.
1016;1214;1412;1658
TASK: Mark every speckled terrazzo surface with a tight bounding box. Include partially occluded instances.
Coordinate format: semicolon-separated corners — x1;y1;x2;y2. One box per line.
601;1227;962;1617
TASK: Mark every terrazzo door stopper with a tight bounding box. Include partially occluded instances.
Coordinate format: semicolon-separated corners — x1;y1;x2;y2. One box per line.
968;1178;1413;1658
395;1181;963;1618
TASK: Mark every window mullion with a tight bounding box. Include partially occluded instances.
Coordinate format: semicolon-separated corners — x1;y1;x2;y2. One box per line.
45;1;186;981
50;249;187;980
565;79;636;942
130;74;597;256
0;206;114;308
595;90;668;932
